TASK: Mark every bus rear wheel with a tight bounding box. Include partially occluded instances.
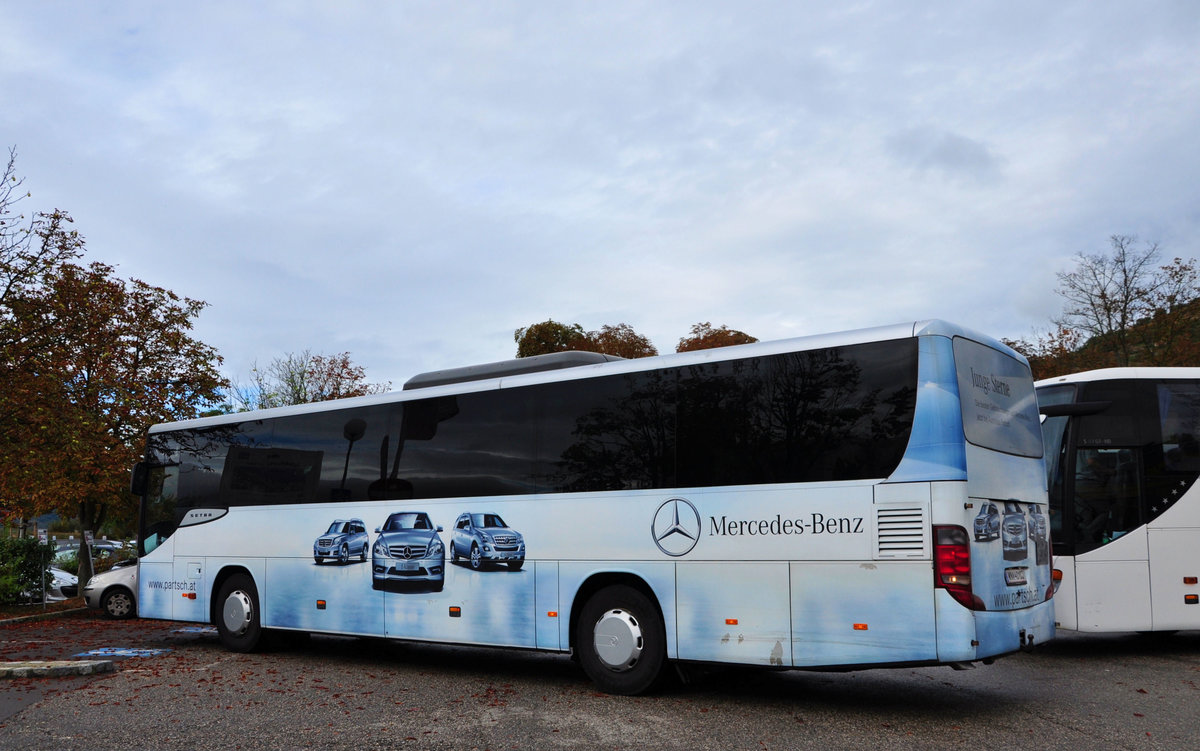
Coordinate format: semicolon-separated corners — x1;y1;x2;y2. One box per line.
576;584;666;695
216;573;263;653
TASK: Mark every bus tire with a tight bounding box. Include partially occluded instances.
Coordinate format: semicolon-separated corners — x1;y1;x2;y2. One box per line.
216;573;263;653
576;584;666;695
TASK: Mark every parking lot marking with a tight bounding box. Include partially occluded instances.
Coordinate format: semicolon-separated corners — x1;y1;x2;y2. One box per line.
172;626;218;635
74;647;172;658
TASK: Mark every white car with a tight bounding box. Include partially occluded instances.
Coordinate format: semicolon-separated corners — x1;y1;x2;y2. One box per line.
46;567;78;601
82;560;138;619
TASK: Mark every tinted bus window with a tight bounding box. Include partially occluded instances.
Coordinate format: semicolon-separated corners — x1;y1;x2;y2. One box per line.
538;368;677;493
677;340;918;485
398;389;537;498
953;337;1041;458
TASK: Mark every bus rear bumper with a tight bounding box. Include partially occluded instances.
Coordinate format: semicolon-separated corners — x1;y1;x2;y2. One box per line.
974;600;1055;660
934;590;1055;662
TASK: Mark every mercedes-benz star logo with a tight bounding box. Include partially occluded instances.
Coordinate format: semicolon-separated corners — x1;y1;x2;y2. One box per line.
652;498;701;557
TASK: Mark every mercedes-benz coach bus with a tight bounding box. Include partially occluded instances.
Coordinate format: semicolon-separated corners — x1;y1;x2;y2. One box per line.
1037;367;1200;633
132;320;1054;694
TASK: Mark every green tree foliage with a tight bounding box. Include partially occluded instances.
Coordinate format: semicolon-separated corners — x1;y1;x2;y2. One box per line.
0;536;55;605
676;322;758;352
1;148;227;583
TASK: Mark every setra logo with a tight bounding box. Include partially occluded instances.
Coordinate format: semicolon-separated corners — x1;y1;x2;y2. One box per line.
652;498;701;557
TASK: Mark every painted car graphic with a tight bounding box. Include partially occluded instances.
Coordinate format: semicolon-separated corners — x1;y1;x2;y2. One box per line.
1027;503;1049;565
450;512;525;571
313;518;370;564
1002;501;1029;560
973;501;1000;541
371;511;445;591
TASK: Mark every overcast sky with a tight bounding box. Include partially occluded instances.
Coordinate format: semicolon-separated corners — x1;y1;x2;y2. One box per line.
3;2;1198;389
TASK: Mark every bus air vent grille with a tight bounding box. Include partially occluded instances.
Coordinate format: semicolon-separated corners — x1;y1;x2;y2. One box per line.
875;506;929;559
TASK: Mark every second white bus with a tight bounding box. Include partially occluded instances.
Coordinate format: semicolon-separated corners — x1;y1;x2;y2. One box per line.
1038;367;1200;633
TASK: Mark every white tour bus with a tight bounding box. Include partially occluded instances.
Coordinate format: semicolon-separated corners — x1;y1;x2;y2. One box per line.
1037;367;1200;633
132;320;1054;694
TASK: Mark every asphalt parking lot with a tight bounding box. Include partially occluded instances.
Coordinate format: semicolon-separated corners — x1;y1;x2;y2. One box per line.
2;610;1198;750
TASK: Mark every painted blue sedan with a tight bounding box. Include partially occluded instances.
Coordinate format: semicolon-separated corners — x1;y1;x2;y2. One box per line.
371;512;444;591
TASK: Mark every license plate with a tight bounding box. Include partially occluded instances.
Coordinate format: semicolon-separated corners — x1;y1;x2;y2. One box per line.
399;561;419;572
1004;567;1028;586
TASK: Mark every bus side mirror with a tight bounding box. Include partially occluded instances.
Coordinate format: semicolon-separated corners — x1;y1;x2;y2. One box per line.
130;462;150;496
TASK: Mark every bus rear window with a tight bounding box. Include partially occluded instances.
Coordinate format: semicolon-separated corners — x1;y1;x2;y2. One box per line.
953;337;1042;458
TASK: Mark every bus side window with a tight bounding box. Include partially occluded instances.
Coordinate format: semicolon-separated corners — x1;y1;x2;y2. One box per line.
1073;447;1141;548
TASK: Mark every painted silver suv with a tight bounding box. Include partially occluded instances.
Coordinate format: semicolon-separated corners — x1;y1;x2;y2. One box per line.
973;501;1000;541
450;512;525;571
371;511;444;591
1002;501;1029;560
313;518;370;564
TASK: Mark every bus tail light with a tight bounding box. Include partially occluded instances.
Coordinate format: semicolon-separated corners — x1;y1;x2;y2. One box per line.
934;525;984;611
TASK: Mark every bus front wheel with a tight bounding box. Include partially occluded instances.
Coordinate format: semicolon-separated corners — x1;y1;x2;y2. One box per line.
216;573;263;653
576;584;666;695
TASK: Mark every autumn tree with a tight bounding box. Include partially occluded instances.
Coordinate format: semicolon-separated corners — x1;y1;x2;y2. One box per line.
231;350;390;410
676;322;758;352
1006;235;1200;379
514;320;657;358
586;324;658;358
1002;326;1096;381
1;147;83;352
1054;235;1199;366
1;148;88;530
1;148;227;584
514;320;587;357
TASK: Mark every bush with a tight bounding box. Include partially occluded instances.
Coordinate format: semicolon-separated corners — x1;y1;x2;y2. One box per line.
56;550;80;576
0;569;22;604
0;537;55;605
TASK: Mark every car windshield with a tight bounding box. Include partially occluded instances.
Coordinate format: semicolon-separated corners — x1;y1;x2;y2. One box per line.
384;513;430;532
470;514;506;528
1004;502;1021;513
326;522;349;534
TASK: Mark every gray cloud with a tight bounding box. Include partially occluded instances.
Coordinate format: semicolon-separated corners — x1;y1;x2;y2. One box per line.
2;2;1198;387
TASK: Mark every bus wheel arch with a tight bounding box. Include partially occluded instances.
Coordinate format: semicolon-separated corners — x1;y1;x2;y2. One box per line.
212;567;264;653
570;574;668;695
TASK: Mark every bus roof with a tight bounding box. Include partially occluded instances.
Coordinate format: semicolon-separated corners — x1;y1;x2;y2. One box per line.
150;318;1018;434
1036;367;1200;388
